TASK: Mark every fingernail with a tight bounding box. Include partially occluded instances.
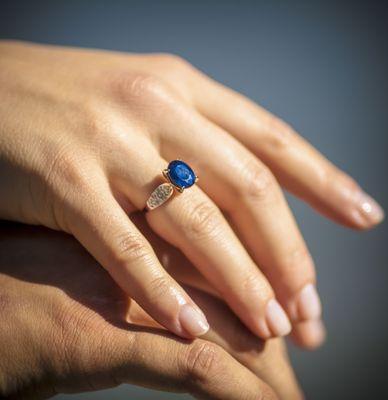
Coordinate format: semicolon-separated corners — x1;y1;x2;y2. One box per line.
266;299;292;337
179;304;209;337
356;191;384;225
304;320;326;349
297;284;321;320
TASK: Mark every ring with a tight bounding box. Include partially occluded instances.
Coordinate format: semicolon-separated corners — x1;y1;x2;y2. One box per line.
145;160;198;211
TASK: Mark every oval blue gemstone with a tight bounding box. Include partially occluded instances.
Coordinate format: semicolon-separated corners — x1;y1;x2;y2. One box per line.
167;160;196;189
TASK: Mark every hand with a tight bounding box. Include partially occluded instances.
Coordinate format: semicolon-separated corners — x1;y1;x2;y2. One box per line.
0;221;302;400
0;40;383;343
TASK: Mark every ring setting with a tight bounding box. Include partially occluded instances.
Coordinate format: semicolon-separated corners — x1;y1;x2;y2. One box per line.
146;160;198;211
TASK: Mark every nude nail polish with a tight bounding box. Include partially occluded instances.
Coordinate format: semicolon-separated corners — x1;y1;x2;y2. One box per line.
356;191;385;225
297;284;321;320
266;299;292;337
179;304;210;337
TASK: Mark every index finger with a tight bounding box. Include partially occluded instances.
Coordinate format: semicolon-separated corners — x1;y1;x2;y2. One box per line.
105;327;279;400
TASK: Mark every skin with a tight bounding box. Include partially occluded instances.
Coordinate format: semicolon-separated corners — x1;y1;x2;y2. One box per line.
0;220;303;400
0;40;384;345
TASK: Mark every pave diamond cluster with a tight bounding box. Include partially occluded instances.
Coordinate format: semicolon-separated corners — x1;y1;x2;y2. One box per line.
146;183;174;210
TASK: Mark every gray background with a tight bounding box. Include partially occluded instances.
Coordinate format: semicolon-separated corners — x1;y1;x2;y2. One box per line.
1;1;387;399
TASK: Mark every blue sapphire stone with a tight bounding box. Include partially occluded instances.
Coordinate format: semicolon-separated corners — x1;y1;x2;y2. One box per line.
167;160;196;189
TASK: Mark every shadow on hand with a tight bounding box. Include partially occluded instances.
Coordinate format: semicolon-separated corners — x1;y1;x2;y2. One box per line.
0;220;266;357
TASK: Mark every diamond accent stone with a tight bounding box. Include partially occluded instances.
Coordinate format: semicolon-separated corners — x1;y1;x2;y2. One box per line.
146;183;174;210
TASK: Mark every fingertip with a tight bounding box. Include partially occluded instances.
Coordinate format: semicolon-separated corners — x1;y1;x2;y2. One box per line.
339;187;384;230
179;304;210;338
356;191;385;227
291;319;326;350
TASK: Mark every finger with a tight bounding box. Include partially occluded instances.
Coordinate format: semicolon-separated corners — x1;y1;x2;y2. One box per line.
130;212;320;355
66;173;209;339
131;211;218;298
189;72;384;229
156;103;321;326
148;187;294;339
127;288;302;400
96;327;278;400
186;286;304;400
112;146;291;339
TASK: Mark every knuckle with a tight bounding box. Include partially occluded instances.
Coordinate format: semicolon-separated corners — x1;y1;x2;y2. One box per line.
264;117;294;149
81;102;114;139
185;200;222;240
51;296;118;385
41;147;97;230
258;384;278;400
129;74;166;98
239;160;277;203
184;342;224;384
283;246;315;278
150;53;195;102
112;232;153;267
286;246;311;269
240;273;272;302
44;146;91;193
156;53;192;73
109;71;169;103
147;275;172;303
50;296;93;370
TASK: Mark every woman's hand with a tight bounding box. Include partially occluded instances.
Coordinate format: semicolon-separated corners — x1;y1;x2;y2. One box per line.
0;222;302;400
0;40;383;342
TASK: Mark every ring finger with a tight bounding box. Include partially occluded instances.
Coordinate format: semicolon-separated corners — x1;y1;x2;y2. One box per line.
110;137;291;339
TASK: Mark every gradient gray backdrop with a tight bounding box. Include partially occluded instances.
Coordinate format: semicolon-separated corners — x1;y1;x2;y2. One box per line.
1;1;387;399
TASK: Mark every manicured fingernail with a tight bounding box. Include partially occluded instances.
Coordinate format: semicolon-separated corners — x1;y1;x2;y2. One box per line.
297;284;321;320
356;191;384;225
179;304;209;337
266;299;292;337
